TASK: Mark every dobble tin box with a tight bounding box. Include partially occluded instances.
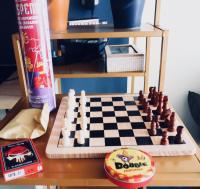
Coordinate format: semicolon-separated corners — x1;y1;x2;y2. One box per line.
104;148;155;188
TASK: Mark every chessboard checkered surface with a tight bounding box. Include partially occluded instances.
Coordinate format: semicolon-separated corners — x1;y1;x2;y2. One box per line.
46;94;196;158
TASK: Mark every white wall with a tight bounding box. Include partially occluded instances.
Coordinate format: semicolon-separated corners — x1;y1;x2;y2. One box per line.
142;0;200;143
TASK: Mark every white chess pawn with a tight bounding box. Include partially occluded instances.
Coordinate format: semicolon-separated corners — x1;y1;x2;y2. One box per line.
64;117;73;130
81;116;88;130
62;128;70;147
80;90;87;106
66;109;74;122
77;130;85;145
80;105;86;117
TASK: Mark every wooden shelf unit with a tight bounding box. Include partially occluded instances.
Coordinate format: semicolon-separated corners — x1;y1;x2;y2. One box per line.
12;0;168;96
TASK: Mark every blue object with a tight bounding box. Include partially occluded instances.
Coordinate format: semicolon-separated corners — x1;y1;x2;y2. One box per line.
61;0;128;93
110;0;145;28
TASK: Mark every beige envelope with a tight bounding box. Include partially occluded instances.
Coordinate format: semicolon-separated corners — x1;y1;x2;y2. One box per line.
0;103;50;139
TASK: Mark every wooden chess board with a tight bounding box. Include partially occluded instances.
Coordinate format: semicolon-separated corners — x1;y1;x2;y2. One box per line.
46;94;196;159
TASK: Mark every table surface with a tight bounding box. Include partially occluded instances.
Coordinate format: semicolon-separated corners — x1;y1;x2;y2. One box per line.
0;96;200;187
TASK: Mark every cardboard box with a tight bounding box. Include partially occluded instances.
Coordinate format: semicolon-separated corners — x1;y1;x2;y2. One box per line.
0;139;43;181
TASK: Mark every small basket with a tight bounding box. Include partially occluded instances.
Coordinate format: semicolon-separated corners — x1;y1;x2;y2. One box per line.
105;44;144;72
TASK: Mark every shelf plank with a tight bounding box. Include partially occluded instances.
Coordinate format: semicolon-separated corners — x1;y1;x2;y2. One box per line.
53;63;144;78
51;23;162;40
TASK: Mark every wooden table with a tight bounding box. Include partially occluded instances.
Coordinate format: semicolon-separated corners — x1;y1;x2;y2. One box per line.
1;96;200;188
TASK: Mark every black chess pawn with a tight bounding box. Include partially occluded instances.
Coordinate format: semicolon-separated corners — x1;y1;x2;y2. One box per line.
150;121;157;136
160;130;169;145
174;126;184;144
146;107;152;122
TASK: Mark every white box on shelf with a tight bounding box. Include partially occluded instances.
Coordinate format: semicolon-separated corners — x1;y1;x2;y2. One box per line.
105;44;144;72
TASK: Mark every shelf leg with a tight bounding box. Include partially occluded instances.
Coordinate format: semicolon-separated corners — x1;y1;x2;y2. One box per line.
144;37;151;94
57;78;62;94
131;77;135;94
158;31;169;91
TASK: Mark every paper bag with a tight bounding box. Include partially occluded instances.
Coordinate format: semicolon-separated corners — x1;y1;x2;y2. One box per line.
0;104;49;139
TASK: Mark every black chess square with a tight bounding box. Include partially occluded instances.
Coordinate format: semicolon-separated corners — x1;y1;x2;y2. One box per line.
103;111;115;117
147;129;163;136
86;102;90;107
76;98;80;102
142;116;150;122
74;138;89;147
135;137;153;145
69;131;75;138
112;97;123;101
131;122;146;129
160;122;168;129
124;101;136;106
114;106;126;111
90;117;103;123
137;105;143;110
102;102;113;106
90;107;102;112
74;107;79;112
105;138;121;146
90;130;104;138
116;116;130;123
86;112;90;117
119;130;134;137
127;111;141;116
90;98;101;102
104;123;118;130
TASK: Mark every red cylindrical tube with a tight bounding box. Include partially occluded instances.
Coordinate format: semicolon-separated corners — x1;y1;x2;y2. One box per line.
15;0;56;111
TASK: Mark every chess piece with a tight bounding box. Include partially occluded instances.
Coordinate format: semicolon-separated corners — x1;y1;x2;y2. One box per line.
77;130;86;145
138;91;144;104
142;98;147;110
150;121;157;136
156;98;162;115
168;112;176;132
138;90;143;102
159;92;163;102
153;115;160;129
160;130;169;145
174;126;184;144
148;87;153;99
153;92;159;107
80;90;87;106
143;101;149;113
62;128;70;147
66;108;74;122
81;116;88;130
150;87;156;105
64;117;73;130
163;95;168;104
80;104;86;117
146;107;152;122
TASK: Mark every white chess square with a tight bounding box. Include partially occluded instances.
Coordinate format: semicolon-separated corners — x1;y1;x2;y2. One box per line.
120;137;137;146
59;138;74;147
90;102;102;107
103;117;117;123
90;123;104;131
151;136;161;145
113;101;125;106
75;130;89;138
129;116;143;122
90;138;105;147
144;122;151;129
122;96;133;101
90;111;103;117
104;130;119;138
117;123;132;130
126;105;138;111
101;97;113;102
102;106;114;112
115;111;128;117
133;129;149;137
